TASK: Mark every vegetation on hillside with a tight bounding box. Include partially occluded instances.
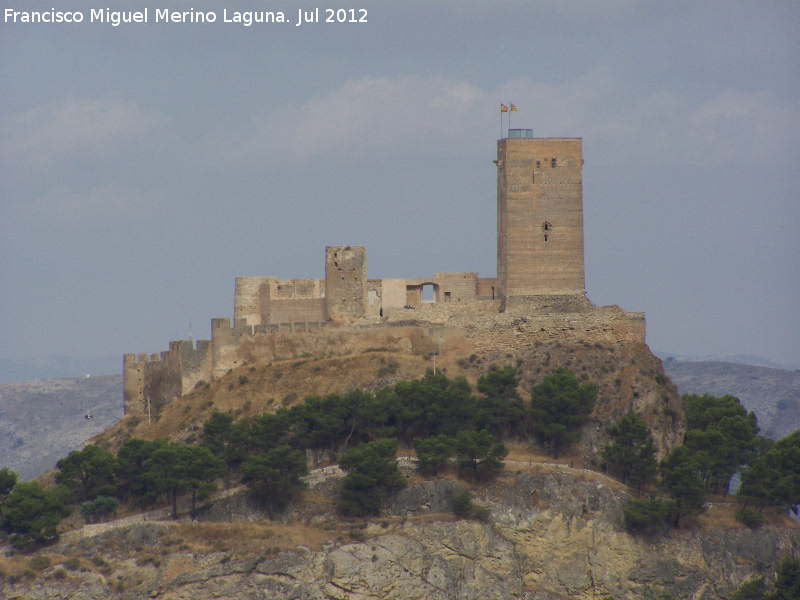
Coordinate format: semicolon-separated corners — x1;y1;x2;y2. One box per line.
730;555;800;600
610;392;799;533
0;356;798;557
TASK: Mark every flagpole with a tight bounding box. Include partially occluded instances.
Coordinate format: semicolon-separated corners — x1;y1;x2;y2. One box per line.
509;102;512;133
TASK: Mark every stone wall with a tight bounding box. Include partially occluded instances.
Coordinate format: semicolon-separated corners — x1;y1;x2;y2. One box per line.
123;339;212;414
266;298;326;324
434;272;478;303
233;277;270;327
247;278;326;325
126;295;645;411
366;279;383;318
380;279;409;310
477;277;498;299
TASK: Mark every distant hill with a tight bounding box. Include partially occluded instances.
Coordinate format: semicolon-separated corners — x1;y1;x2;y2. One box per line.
0;374;123;480
0;354;120;385
662;359;800;439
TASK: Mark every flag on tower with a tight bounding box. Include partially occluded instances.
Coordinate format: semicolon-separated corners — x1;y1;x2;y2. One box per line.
510;104;518;112
500;103;508;113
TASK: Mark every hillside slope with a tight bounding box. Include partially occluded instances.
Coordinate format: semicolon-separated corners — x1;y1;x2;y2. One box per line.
0;375;123;480
96;341;683;460
2;344;798;599
2;466;797;600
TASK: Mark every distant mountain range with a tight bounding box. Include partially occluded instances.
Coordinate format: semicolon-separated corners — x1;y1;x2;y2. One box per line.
654;350;800;372
661;358;800;439
0;375;123;480
0;354;121;385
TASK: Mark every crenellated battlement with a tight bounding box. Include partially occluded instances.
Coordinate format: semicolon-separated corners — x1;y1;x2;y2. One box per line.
124;135;646;414
123;339;213;414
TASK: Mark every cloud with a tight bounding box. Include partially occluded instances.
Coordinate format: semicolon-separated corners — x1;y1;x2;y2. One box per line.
687;90;800;163
200;76;492;167
0;98;168;169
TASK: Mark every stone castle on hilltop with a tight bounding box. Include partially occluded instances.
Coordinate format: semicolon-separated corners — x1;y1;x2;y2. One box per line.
124;133;645;414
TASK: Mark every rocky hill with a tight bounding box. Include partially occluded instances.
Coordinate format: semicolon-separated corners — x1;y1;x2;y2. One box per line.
662;359;800;439
1;343;798;599
0;375;123;480
96;341;683;461
2;464;797;599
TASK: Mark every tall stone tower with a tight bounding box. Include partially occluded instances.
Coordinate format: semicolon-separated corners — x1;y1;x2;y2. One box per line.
325;245;367;321
496;134;585;303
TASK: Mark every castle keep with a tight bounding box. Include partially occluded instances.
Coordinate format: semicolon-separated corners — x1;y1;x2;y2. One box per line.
124;134;645;414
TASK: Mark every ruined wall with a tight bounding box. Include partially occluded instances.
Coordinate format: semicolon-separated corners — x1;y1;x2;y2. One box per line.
210;321;471;374
380;279;410;310
477;277;498;299
123;354;147;415
123;340;212;414
434;272;478;303
268;298;326;324
256;278;326;325
325;245;367;321
497;138;585;299
270;279;323;299
234;277;271;326
504;293;594;314
128;296;646;409
366;279;383;318
448;307;646;355
211;318;254;378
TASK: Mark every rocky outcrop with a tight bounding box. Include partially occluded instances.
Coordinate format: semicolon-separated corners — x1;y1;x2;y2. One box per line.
6;471;798;600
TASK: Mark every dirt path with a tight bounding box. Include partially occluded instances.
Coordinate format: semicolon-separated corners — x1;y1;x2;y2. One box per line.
63;458;630;541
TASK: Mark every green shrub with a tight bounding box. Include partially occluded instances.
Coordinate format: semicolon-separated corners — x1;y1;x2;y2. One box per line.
472;506;491;523
451;492;473;518
91;555;107;567
81;495;120;523
451;492;490;521
735;507;765;529
338;439;406;517
29;555;51;571
622;498;668;535
730;576;766;600
51;566;68;580
2;481;72;549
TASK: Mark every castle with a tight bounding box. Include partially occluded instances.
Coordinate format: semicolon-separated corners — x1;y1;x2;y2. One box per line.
123;133;645;414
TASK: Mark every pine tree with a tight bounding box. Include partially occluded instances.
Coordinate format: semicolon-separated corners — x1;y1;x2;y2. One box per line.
602;412;657;491
530;368;597;458
659;446;706;527
242;445;308;519
338;439;406;516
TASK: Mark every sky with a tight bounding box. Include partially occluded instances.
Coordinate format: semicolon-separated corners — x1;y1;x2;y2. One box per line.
1;0;799;370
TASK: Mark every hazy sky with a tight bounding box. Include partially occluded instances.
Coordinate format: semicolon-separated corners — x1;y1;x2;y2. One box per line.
1;1;798;368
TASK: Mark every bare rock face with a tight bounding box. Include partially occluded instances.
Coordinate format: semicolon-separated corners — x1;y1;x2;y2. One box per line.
8;471;797;600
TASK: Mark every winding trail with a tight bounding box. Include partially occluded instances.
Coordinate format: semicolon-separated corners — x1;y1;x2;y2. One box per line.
61;457;737;542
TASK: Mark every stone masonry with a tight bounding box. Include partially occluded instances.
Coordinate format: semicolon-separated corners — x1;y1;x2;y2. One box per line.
123;134;645;414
